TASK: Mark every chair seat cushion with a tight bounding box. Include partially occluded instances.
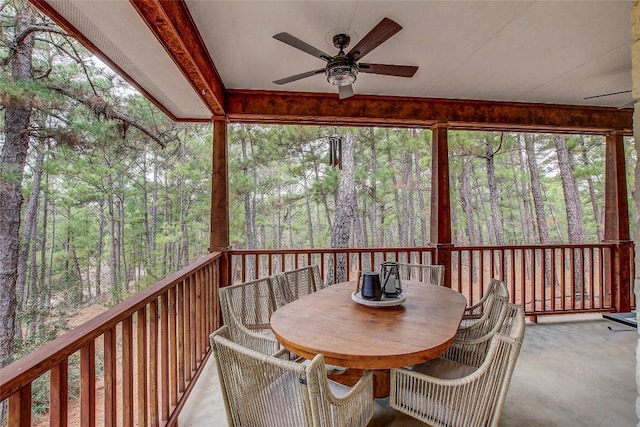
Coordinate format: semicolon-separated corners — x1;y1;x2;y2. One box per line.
328;379;352;398
411;357;477;380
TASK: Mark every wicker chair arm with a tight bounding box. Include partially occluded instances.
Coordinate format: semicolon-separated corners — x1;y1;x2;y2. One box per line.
463;294;490;316
307;354;375;426
438;330;497;367
226;317;282;355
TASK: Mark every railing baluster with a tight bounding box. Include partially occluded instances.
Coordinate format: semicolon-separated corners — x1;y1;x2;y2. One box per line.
168;285;178;407
598;247;606;308
160;292;170;420
123;316;134;426
136;307;148;426
550;248;557;311
176;280;185;394
519;249;526;312
189;274;197;379
104;327;117;427
196;270;203;362
560;248;566;311
50;359;68;427
543;248;548;310
479;248;485;290
80;342;96;427
8;384;31;426
149;299;159;427
509;249;516;300
178;280;187;393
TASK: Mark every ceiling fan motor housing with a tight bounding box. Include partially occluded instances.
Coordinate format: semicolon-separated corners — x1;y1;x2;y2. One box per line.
326;57;358;86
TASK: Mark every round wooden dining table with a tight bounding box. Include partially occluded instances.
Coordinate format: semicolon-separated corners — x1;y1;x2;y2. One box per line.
270;280;467;397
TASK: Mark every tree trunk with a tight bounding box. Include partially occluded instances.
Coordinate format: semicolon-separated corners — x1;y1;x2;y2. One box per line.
36;176;49;333
0;2;35;373
117;187;128;290
524;134;550;243
304;173;315;247
328;133;356;284
240;127;257;248
554;135;586;295
484;136;504;245
400;150;412;246
107;190;120;302
516;135;535;243
555;135;586;243
95;200;105;296
459;157;476;243
352;197;365;247
16;145;45;309
369;128;378;247
579;136;603;241
150;151;159;275
414;151;427;245
510;146;533;243
361;197;369;247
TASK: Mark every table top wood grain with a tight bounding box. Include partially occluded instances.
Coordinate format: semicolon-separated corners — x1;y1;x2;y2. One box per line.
270;280;467;369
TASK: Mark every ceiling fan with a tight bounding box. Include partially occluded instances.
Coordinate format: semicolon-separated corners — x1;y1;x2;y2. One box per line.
272;17;418;100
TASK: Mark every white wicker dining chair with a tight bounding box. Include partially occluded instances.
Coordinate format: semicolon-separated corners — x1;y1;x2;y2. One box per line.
463;278;509;323
273;265;324;308
390;304;525;427
219;277;282;355
397;263;444;286
211;326;375;427
459;278;509;329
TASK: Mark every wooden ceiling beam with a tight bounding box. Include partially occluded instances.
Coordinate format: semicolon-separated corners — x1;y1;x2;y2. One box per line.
131;0;225;116
225;90;632;134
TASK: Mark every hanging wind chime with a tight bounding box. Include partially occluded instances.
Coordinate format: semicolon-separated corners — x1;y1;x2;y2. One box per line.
328;135;342;169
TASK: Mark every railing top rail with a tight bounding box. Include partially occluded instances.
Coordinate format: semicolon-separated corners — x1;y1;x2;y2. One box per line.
0;252;222;401
227;242;627;255
228;246;437;255
449;242;625;250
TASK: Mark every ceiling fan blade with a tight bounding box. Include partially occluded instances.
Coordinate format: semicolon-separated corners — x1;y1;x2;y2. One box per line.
273;33;333;62
359;63;418;78
584;90;631;100
347;18;402;61
338;84;354;100
273;68;325;85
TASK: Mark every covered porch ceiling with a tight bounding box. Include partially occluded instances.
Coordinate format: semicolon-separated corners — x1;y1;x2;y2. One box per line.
32;0;633;133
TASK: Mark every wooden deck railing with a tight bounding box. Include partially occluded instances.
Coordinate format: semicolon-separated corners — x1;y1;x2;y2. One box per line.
0;242;635;426
0;252;222;427
228;242;636;316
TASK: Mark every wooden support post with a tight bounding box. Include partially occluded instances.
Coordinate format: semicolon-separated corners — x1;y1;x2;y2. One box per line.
210;117;229;252
429;123;453;287
603;131;632;312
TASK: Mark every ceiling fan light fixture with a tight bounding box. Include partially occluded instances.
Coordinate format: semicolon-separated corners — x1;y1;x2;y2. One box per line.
326;61;358;86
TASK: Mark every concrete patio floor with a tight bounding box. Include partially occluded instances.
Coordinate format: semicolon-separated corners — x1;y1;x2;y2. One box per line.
179;314;638;426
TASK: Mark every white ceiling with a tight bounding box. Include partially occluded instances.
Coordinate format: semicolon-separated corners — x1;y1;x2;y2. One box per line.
41;0;632;121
